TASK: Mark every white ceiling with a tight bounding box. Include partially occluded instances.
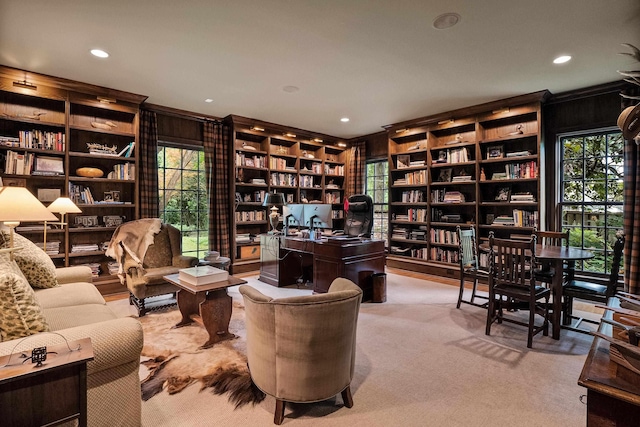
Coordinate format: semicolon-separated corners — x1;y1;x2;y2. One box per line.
1;1;639;139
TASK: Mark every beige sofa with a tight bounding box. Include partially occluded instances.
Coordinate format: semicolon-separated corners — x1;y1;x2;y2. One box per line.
0;266;143;427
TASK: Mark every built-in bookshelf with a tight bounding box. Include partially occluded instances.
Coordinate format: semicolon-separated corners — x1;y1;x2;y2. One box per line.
0;65;146;294
385;91;549;277
226;115;347;273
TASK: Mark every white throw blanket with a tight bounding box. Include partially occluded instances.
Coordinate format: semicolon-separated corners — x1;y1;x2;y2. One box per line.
105;218;162;283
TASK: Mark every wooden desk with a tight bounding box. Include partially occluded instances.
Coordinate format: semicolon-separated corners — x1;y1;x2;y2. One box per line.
579;301;640;426
259;235;385;301
0;338;94;427
164;273;247;349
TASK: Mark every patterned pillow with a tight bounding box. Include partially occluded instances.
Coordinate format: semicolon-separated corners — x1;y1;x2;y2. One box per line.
0;256;50;341
0;231;58;289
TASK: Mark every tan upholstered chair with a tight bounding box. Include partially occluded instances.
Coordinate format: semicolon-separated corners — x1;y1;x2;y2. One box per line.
239;278;362;425
108;219;198;316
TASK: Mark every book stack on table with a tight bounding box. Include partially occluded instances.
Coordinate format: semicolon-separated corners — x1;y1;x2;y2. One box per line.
178;266;229;286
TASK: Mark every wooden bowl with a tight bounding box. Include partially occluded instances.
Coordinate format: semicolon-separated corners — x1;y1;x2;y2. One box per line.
76;167;104;178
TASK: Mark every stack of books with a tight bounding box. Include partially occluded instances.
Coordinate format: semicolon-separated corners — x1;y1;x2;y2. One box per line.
443;191;465;203
391;227;409;239
510;192;535;202
179;266;229;286
236;233;252;243
492;215;515;226
35;240;60;255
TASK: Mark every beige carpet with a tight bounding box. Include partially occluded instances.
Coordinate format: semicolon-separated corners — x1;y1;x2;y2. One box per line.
108;270;595;426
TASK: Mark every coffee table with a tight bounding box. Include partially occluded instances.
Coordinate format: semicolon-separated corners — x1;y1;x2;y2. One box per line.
164;273;247;349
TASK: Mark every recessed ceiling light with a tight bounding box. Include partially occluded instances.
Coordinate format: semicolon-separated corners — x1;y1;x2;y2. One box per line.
283;85;299;93
90;49;109;58
433;13;461;30
553;55;572;64
204;98;213;103
340;117;350;123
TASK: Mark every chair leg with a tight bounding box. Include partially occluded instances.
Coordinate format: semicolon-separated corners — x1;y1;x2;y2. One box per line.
527;298;535;349
470;278;478;305
274;399;285;425
457;276;465;309
341;386;354;408
486;296;494;336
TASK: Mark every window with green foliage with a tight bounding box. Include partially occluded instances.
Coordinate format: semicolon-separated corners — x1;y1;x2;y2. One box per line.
157;145;209;259
559;128;624;275
365;160;389;241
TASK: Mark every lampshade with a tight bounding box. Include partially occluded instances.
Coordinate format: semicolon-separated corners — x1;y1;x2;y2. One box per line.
47;197;82;215
0;187;57;223
262;192;285;207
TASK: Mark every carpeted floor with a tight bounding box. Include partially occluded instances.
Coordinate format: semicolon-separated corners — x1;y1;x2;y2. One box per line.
107;270;596;426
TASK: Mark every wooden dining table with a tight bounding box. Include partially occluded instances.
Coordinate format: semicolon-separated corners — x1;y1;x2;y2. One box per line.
481;243;594;340
536;245;595;339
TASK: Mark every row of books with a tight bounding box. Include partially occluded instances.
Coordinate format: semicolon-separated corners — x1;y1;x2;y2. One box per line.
299;175;319;188
430;228;460;245
393;170;427;185
1;131;65;152
504;161;538;179
394;208;428;222
69;183;95;204
430;247;460;264
300;163;323;174
235;210;266;222
269;157;293;170
431;189;466;203
107;163;135;180
236;152;266;168
3;150;38;175
270;172;297;187
325;165;344;175
325;191;341;204
401;190;424;203
433;147;470;164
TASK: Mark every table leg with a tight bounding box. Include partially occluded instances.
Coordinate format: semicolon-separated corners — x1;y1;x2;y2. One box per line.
199;289;235;349
551;259;563;340
174;289;203;328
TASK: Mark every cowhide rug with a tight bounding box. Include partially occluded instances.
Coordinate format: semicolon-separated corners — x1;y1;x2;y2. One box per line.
137;300;265;407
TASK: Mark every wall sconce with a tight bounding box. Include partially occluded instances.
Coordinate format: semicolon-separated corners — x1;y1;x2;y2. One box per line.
337;142;347;148
492;107;510;114
313;138;323;143
97;96;116;104
43;197;82;251
0;187;57;260
438;119;454;125
395;128;409;134
284;132;296;138
13;79;37;91
251;126;265;132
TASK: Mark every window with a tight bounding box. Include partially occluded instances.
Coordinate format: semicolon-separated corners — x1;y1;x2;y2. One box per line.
365;160;389;241
559;128;624;276
158;145;209;259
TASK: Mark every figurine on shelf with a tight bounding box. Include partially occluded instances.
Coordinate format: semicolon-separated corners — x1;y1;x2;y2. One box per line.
480;168;486;181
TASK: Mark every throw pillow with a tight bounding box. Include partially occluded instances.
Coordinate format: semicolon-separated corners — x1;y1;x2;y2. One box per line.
0;265;50;341
0;231;58;289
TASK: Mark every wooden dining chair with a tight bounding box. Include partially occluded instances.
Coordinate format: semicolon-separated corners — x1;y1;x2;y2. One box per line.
456;226;488;309
562;233;625;332
532;230;570;286
486;232;551;348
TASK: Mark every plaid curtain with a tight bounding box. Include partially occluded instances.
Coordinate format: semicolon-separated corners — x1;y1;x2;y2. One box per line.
622;86;640;294
346;141;366;198
139;109;159;219
204;120;231;258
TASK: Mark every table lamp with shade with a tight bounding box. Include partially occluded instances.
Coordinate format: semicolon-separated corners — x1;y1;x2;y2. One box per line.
262;192;285;234
0;187;57;260
43;197;82;251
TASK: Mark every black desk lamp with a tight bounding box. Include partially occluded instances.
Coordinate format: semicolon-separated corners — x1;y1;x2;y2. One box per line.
263;192;285;234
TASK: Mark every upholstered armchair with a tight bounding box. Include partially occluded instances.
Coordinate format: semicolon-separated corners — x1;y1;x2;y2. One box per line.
239;278;362;425
106;219;198;316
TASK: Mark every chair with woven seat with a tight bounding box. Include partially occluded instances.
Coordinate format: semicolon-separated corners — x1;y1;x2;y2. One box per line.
456;226;488;309
486;232;550;348
239;278;362;425
562;232;624;332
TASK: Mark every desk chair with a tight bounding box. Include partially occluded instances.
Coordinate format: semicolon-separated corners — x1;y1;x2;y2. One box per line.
456;226;488;309
486;233;550;348
344;194;373;237
533;230;570;286
563;233;624;332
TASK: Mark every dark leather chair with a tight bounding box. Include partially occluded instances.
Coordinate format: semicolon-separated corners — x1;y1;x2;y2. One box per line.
456;226;488;309
344;194;373;237
562;233;625;331
486;233;550;348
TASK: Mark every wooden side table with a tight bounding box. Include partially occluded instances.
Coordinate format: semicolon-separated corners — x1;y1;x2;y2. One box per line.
0;337;94;427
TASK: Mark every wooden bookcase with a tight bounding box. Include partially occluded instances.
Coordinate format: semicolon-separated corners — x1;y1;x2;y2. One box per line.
226;115;346;273
385;91;549;277
0;66;146;294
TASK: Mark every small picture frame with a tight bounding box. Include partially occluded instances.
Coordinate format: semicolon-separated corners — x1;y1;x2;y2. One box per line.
437;168;452;182
437;150;448;163
486;214;495;225
487;145;504;159
397;155;410;169
245;158;255;167
495;186;511;201
104;192;114;202
111;191;120;202
34;156;64;175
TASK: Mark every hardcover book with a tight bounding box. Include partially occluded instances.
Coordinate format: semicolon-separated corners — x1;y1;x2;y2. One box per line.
179;266;229;286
